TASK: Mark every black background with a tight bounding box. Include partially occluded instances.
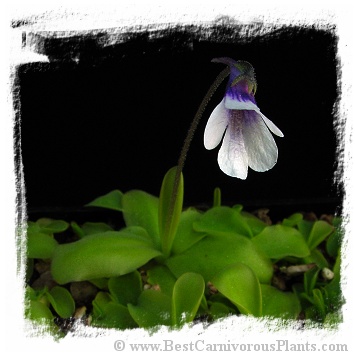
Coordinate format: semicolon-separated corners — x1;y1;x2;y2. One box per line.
16;22;341;220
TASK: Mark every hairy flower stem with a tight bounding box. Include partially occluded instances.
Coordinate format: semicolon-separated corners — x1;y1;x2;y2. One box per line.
167;67;230;229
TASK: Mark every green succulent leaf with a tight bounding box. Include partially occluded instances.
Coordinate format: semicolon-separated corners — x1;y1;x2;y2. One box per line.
92;291;112;316
251;225;310;259
51;231;162;284
261;285;301;319
35;218;69;234
171;208;206;254
159;166;183;257
297;219;314;240
26;300;54;321
27;231;58;259
303;249;329;268
127;290;171;328
306;220;334;251
282;213;303;227
108;271;142;306
86;189;123;211
211;263;262;317
92;292;137;329
147;265;177;296
166;232;273;284
193;206;253;238
46;286;75;318
171;272;205;326
122;190;160;248
81;222;114;236
239;211;268;236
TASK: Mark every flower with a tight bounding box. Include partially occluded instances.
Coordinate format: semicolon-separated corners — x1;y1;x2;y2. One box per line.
204;57;284;179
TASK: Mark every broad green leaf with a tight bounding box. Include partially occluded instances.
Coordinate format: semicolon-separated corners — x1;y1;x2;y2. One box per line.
251;225;310;259
147;265;176;296
51;231;162;284
36;218;69;234
26;300;54;321
166;232;273;284
122;190;160;248
25;286;46;301
240;211;268;236
86;189;123;211
108;271;142;305
81;222;114;236
297;219;314;240
159;167;183;257
303;249;329;268
260;285;301;319
193;206;253;238
119;226;152;240
27;231;58;259
96;302;137;329
92;291;112;317
171;208;205;254
171;272;205;326
282;213;303;227
209;293;238;312
46;286;75;318
92;297;137;329
211;263;262;316
127;290;171;328
307;220;334;251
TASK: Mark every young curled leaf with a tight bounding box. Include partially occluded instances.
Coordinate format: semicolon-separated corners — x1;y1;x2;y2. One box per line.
159;166;183;257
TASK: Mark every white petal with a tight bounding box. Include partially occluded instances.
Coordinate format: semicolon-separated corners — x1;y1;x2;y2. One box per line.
257;111;284;137
225;96;260;111
217;115;248;179
204;100;229;150
242;111;278;172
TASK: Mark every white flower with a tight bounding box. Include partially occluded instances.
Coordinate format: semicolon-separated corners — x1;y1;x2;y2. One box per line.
204;58;284;179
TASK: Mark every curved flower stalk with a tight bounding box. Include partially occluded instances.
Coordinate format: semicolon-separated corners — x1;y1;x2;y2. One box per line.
204;57;284;179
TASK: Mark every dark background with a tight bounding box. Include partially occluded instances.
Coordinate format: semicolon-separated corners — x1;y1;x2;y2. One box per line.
15;22;342;221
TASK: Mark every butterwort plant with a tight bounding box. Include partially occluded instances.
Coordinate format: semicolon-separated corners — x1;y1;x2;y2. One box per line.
25;58;342;334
